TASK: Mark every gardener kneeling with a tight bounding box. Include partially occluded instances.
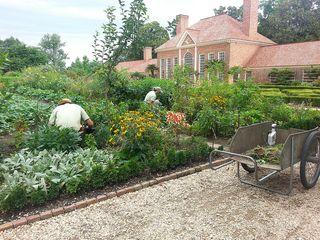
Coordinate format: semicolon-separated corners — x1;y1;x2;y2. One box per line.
144;87;162;106
48;98;94;133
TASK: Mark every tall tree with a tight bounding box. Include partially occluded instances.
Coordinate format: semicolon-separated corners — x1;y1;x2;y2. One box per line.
166;17;178;37
215;0;320;44
259;0;320;44
126;21;169;60
68;56;100;76
93;0;147;96
0;52;9;74
0;37;48;72
214;5;243;20
39;34;68;70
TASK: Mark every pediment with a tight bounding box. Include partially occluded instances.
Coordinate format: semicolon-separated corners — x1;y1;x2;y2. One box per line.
181;34;195;46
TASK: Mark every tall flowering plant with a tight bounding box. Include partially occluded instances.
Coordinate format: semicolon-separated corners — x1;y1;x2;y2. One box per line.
166;111;190;135
109;111;162;159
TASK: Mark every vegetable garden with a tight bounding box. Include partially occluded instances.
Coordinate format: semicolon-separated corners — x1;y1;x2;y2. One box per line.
1;65;320;219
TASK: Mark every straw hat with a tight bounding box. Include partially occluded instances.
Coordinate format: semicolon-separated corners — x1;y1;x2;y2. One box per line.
59;98;72;105
153;87;162;93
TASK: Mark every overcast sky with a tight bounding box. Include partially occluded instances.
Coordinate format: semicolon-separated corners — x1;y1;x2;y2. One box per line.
0;0;242;65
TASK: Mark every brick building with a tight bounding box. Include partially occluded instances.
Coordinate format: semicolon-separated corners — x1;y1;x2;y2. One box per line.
117;0;320;83
116;47;157;75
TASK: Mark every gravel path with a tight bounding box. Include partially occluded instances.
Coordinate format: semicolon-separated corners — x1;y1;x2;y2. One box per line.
2;166;320;240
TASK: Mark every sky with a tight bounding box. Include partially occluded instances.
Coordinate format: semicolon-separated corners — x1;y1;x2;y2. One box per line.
0;0;242;65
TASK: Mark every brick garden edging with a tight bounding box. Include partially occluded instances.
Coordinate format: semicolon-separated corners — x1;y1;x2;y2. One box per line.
0;163;214;232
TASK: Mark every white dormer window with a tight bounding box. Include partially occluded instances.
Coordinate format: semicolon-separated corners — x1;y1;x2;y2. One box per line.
218;52;225;61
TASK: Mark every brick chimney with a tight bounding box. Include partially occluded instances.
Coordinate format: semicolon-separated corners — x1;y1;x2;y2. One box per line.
143;47;152;61
176;14;189;35
242;0;259;36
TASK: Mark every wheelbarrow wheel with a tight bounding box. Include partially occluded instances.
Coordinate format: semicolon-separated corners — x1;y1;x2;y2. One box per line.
300;131;320;189
241;163;255;173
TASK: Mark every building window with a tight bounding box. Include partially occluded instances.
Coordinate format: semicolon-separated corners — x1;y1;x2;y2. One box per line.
303;69;320;82
174;57;179;66
184;52;193;68
268;69;295;83
160;59;166;79
245;71;253;81
218;52;225;61
166;58;172;79
199;54;205;79
208;53;214;61
218;72;224;80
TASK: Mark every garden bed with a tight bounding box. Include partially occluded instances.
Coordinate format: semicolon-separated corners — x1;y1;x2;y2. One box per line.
0;158;211;225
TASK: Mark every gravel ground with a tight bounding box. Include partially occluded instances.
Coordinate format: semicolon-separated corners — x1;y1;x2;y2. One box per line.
2;166;320;240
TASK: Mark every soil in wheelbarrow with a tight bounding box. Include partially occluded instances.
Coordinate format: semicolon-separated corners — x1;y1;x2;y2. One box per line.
245;144;284;165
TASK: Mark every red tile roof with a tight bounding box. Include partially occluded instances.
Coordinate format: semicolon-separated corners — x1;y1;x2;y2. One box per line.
247;41;320;68
156;14;275;51
116;59;157;73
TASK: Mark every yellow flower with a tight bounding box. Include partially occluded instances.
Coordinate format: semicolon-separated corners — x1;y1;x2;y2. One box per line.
114;129;119;134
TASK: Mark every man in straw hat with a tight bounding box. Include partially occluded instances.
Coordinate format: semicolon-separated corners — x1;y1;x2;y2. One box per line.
49;98;94;132
144;87;162;106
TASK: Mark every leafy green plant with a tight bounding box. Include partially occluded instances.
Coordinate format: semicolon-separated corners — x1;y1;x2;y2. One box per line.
24;126;82;152
83;134;98;150
0;149;114;212
0;184;27;211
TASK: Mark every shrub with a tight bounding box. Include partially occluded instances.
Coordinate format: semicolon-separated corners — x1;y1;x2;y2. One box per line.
24;126;81;152
0;93;51;134
19;66;71;92
29;189;47;206
0;184;27;211
109;111;164;159
88;164;106;189
116;78;174;108
192;107;236;137
268;68;295;85
147;150;168;173
131;72;146;80
180;136;212;162
65;177;83;194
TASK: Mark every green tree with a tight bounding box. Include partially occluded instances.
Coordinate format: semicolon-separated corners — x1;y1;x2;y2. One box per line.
39;34;68;70
93;0;147;96
166;17;178;37
126;21;169;60
259;0;320;44
215;0;320;44
146;64;158;77
0;37;48;72
0;52;9;74
214;5;243;20
205;60;226;82
68;56;100;76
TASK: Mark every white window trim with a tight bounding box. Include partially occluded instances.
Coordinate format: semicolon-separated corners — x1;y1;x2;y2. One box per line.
183;51;193;67
218;51;226;61
208;52;214;61
199;54;205;78
166;58;172;79
173;57;178;66
160;59;165;79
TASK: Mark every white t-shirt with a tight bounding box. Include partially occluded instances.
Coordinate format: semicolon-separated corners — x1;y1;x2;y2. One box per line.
48;103;90;131
144;90;157;103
